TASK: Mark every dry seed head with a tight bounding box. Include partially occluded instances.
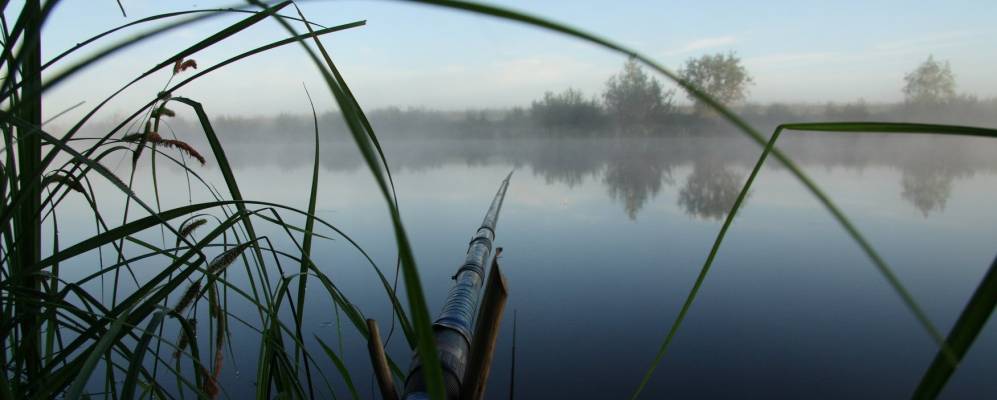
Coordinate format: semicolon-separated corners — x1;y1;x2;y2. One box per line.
179;219;207;239
180;59;198;72
206;344;224;399
172;281;201;314
159;139;206;165
124;132;163;143
174;59;198;74
122;131;204;164
201;364;220;399
152;106;176;118
215;312;226;348
207;243;252;275
212;347;224;381
43;172;85;194
173;318;197;359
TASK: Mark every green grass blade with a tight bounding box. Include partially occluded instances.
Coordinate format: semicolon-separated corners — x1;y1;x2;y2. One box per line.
1;5;327;232
395;4;993;396
635;121;997;397
631;126;785;398
120;312;165;400
64;303;136;400
914;256;997;399
779;122;997;137
0;18;364;236
11;21;365;234
42;7;328;71
171;96;274;308
315;336;360;400
34;211;250;396
253;213;334;241
294;85;321;369
32;2;290;98
266;4;443;397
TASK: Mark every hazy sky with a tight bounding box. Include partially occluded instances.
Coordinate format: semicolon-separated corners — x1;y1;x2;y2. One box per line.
32;0;997;117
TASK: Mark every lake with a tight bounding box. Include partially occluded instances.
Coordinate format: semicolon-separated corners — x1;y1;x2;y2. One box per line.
57;132;997;398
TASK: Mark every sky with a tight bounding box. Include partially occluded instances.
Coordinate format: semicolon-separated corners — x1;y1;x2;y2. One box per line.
25;0;997;117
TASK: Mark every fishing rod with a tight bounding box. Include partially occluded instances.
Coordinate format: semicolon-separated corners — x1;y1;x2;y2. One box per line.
367;171;513;400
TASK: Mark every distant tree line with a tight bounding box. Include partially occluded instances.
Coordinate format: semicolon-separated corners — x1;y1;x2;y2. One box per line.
527;53;996;136
530;52;753;133
91;53;994;143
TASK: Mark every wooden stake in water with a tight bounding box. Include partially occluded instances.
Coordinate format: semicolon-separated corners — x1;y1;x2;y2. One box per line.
461;251;509;400
367;319;399;400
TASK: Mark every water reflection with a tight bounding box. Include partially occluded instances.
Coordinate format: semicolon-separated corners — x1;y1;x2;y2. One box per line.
603;140;675;220
678;160;746;220
900;160;971;216
214;134;997;220
527;139;604;187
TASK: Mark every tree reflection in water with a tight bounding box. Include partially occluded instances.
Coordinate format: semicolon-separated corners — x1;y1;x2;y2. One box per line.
900;162;970;217
214;133;996;220
603;139;676;220
678;159;746;220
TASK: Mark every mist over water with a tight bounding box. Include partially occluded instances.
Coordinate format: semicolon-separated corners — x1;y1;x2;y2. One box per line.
203;128;997;221
52;47;997;398
17;1;997;398
65;119;996;398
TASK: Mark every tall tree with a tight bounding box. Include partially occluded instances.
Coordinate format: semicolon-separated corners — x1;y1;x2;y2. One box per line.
903;55;956;105
678;51;752;115
603;59;674;128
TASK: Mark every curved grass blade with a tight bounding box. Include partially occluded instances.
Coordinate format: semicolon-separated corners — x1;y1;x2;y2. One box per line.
914;256;997;399
171;96;275;308
33;210;252;397
391;3;990;396
315;336;360;400
41;8;326;71
286;84;323;398
294;84;321;361
290;4;410;349
16;1;291;100
254;213;334;241
120;312;165;400
0;2;303;249
779;122;997;137
64;303;136;400
4;19;364;237
630;125;783;398
646;122;997;398
269;6;446;397
0;5;354;243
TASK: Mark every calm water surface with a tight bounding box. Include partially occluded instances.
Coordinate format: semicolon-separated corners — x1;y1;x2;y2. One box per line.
60;135;997;398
